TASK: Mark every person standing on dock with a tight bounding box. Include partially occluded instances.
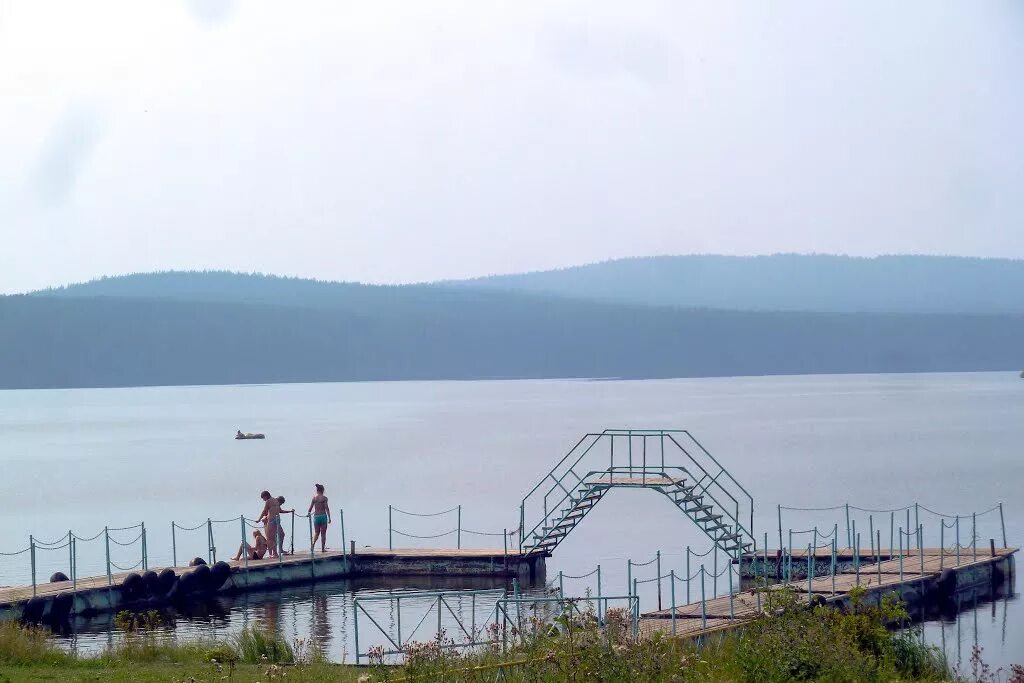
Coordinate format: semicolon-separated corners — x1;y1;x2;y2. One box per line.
257;490;282;559
308;483;331;552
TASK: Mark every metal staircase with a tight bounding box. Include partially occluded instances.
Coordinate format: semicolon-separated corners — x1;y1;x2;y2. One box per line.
519;429;755;559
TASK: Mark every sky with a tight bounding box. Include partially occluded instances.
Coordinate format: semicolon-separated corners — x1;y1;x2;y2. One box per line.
1;1;1022;294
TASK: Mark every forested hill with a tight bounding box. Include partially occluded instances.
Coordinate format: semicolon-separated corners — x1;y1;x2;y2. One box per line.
451;254;1024;314
3;267;1023;389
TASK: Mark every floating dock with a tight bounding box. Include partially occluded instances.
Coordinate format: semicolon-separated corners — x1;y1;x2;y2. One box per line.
639;547;1016;639
0;547;544;625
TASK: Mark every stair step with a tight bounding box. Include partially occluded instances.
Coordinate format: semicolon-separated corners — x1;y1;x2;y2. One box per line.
695;514;723;523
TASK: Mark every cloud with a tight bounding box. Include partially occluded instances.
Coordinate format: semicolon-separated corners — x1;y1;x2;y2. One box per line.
31;106;105;208
186;0;237;27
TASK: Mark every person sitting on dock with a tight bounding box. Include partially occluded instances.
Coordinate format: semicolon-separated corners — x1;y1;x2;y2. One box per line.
231;529;269;561
308;483;331;552
257;491;282;559
276;496;293;555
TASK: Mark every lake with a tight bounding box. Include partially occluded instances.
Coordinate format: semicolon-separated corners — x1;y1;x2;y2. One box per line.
1;372;1021;668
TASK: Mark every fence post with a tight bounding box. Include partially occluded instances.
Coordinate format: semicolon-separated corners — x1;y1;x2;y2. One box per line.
777;505;783;555
457;505;462;550
141;523;148;571
171;522;178;567
388;505;393;550
519;504;525;553
831;537;836;595
956;516;960;566
855;533;861;587
700;566;707;630
596;564;602;624
807;543;813;601
207;518;214;564
845;503;851;549
713;548;718;598
67;530;73;580
627;559;632;597
940;522;945;570
868;516;874;557
729;554;735;618
240;516;248;573
30;535;36;597
104;526;112;586
898;527;904;585
558;571;564;598
999;503;1007;549
917;505;925;552
656;550;662;610
290;511;295;556
309;514;315;580
670;569;676;635
685;547;690;602
972;512;977;562
71;537;77;591
341;510;348;568
876;530;882;584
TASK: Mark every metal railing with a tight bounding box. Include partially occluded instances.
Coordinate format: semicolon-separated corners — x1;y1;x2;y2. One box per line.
519;429;755;557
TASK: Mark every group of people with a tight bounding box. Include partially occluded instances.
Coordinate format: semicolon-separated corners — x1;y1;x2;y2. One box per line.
231;483;332;561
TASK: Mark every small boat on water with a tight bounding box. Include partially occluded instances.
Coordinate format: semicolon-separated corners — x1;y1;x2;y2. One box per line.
235;431;266;440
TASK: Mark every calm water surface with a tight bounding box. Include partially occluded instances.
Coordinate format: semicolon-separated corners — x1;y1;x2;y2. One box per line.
1;373;1021;668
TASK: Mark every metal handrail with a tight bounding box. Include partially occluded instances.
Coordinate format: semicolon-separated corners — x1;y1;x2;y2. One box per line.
519;429;756;556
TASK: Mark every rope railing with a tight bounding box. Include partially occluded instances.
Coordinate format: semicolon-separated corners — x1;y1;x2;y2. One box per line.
777;501;1007;556
390;505;460;517
392;529;457;539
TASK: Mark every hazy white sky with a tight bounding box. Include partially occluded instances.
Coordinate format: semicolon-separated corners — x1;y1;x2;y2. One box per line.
1;1;1022;293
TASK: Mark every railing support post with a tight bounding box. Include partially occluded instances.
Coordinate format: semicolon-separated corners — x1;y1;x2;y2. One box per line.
999;503;1007;549
71;537;77;591
940;522;945;570
457;505;462;550
898;527;904;585
956;516;960;566
685;546;690;602
845;503;851;549
67;530;73;580
172;522;177;567
670;569;676;635
240;516;248;574
700;566;707;630
141;523;148;571
876;530;882;584
342;510;348;570
972;512;977;562
914;503;920;552
596;564;602;624
777;504;783;556
104;526;112;586
807;543;813;601
656;550;662;610
388;505;393;550
207;518;214;564
29;535;36;598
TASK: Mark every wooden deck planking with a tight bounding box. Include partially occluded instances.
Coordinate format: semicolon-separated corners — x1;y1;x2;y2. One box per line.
0;547;520;606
